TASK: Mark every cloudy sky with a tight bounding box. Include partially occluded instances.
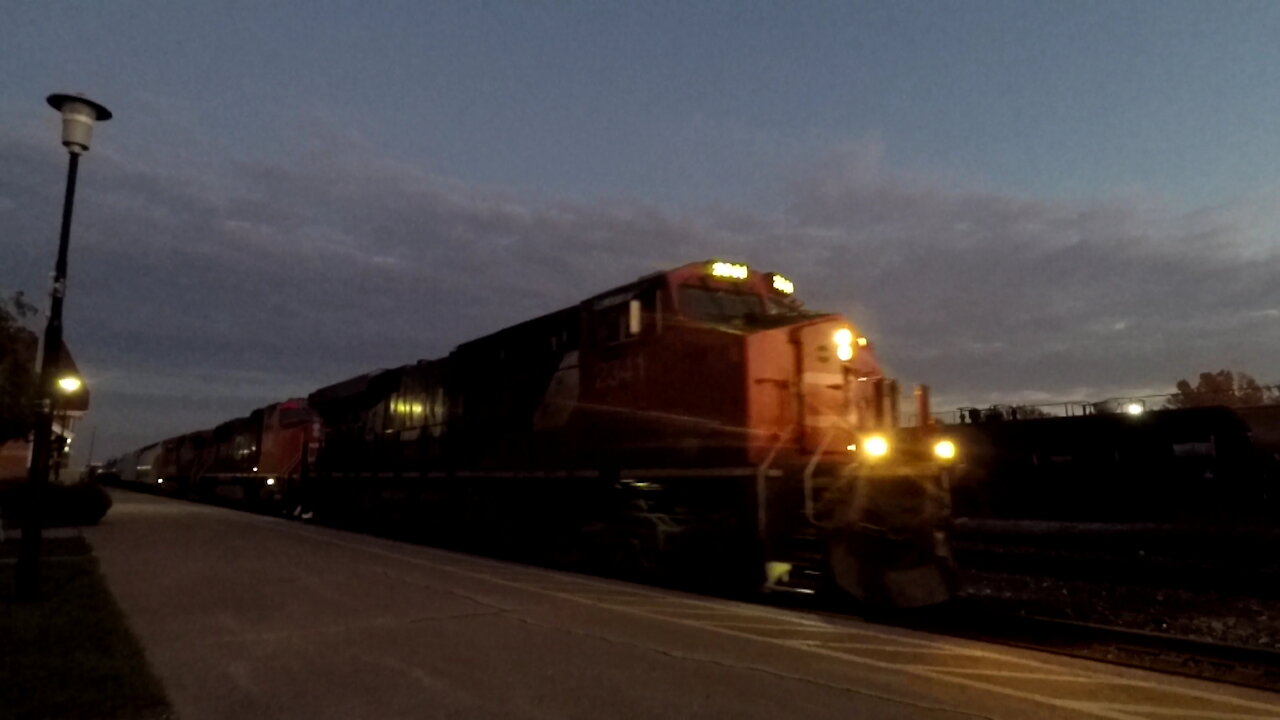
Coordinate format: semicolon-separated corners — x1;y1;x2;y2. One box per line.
3;2;1279;461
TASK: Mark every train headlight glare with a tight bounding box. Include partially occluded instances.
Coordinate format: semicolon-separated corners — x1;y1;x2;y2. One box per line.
833;328;855;361
266;477;276;486
1125;402;1144;416
933;440;957;460
863;435;889;458
157;478;164;484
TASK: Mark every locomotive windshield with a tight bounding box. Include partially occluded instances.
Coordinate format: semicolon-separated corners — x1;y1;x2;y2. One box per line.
679;286;810;328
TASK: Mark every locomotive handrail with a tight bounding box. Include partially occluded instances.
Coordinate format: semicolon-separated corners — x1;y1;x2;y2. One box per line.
755;426;793;541
802;426;838;525
283;453;302;480
191;456;213;486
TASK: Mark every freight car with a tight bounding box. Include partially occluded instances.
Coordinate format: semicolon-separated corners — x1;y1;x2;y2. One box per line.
105;260;961;608
950;404;1280;523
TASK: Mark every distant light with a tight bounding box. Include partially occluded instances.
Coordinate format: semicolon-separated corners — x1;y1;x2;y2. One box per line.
933;440;957;460
252;466;258;472
1125;402;1144;416
710;261;749;280
266;478;276;486
846;443;857;452
856;336;869;347
863;435;890;458
57;375;82;393
157;478;164;485
771;274;795;294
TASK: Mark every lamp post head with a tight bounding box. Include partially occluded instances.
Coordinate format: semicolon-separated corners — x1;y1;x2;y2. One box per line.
57;375;83;393
46;93;112;154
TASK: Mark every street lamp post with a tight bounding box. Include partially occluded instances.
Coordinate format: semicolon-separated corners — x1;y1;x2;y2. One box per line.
15;94;111;601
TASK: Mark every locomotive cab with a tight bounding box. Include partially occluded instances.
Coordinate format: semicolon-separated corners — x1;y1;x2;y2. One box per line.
656;260;959;606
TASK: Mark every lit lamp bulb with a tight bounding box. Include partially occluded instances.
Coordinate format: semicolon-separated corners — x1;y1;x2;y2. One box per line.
57;375;82;393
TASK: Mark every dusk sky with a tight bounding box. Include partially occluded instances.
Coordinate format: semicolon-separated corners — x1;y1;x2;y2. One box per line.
3;2;1279;462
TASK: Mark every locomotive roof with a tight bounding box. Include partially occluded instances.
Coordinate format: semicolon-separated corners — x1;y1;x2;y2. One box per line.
454;267;675;354
309;367;403;407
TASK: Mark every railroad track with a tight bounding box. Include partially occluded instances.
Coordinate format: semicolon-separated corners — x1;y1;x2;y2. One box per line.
940;611;1280;693
773;595;1280;693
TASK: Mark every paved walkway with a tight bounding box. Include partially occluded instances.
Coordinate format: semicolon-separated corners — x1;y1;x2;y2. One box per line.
88;490;1280;719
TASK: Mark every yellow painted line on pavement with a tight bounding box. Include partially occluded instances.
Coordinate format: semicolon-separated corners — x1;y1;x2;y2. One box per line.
1085;706;1280;719
799;642;984;654
912;667;1112;681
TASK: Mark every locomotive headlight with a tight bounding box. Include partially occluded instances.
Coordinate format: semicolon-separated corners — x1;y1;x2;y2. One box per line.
862;435;890;458
1124;402;1144;416
932;439;957;461
266;477;276;486
833;328;855;361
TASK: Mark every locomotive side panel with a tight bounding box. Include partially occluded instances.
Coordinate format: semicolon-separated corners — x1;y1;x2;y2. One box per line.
743;327;797;464
448;306;582;470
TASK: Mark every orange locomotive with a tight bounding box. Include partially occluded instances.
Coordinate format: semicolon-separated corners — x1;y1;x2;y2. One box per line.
106;260;960;607
305;260;960;606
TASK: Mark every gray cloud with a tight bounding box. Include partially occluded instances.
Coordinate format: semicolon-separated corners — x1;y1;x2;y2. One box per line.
2;134;1277;460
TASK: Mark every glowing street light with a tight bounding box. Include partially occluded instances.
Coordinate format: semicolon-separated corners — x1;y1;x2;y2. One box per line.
16;93;112;601
57;375;82;393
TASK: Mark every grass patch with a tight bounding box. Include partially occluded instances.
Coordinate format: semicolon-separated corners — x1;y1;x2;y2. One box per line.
1;549;173;720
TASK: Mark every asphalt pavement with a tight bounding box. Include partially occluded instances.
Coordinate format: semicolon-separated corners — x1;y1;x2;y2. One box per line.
87;490;1280;720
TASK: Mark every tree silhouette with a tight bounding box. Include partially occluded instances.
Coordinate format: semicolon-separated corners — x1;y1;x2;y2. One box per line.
1;292;38;443
1166;370;1278;409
